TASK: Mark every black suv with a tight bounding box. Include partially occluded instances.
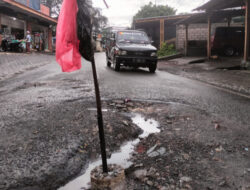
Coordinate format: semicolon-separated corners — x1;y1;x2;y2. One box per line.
105;29;158;73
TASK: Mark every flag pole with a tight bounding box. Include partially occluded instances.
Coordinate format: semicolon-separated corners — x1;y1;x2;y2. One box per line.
90;56;108;173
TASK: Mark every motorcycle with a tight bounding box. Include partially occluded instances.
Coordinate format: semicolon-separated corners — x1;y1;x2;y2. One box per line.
1;39;24;53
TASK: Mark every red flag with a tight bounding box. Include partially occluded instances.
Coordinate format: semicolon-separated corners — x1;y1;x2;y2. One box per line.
56;0;81;72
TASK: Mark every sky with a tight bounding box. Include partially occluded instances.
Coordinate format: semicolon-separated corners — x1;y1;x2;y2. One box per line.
92;0;209;27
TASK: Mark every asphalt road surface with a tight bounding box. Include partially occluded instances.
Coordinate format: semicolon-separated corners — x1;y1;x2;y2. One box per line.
1;52;249;126
1;52;250;189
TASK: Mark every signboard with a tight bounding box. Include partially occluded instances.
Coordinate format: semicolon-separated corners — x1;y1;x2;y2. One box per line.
29;0;41;11
14;0;27;5
14;0;41;11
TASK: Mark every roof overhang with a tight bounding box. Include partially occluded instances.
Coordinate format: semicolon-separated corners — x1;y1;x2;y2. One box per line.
194;0;245;11
134;14;191;24
177;9;245;25
0;0;57;25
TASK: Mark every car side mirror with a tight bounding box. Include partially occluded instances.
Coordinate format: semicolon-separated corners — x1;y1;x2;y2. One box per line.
151;40;154;44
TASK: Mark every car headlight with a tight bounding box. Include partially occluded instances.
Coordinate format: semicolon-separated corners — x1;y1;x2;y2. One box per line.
151;52;157;57
120;50;127;55
115;50;127;56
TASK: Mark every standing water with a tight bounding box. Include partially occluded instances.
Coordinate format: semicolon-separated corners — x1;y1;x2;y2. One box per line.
58;113;160;190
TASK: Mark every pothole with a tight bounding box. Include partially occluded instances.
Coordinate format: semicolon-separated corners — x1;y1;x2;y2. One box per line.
58;113;160;190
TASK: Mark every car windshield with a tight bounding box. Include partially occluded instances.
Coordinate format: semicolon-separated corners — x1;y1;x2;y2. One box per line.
117;31;150;44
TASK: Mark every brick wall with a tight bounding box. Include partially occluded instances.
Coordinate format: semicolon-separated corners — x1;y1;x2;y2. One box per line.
48;27;52;52
40;4;50;16
26;21;32;33
176;23;229;51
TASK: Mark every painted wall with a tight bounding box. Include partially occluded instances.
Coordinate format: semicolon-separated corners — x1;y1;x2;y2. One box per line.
1;14;25;31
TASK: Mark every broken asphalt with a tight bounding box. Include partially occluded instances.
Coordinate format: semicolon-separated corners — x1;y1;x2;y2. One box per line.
0;52;249;190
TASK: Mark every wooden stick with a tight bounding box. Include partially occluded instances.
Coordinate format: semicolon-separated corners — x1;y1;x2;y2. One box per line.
103;0;109;8
91;56;108;173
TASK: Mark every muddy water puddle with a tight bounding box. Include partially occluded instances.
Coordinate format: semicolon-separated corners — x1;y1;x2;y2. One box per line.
58;113;160;190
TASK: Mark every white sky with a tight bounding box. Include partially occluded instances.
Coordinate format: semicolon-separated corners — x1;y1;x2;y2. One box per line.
92;0;209;27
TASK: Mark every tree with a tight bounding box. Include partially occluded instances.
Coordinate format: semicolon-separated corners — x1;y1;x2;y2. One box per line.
43;0;108;29
92;8;108;33
42;0;62;17
133;2;176;20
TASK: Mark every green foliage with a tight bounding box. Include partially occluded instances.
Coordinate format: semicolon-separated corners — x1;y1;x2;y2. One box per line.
93;8;108;32
133;2;176;20
157;42;177;57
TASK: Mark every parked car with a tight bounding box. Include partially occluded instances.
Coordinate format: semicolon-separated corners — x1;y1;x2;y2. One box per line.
212;27;244;56
105;29;158;73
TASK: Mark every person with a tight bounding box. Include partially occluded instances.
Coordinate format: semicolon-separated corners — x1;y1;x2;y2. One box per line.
26;31;31;53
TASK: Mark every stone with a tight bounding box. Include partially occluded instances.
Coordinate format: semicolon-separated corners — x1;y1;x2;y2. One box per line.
214;123;220;130
180;176;192;183
148;167;157;176
148;151;160;158
122;120;129;126
219;180;227;187
147;145;157;155
133;169;147;180
147;180;153;186
91;164;126;190
158;147;166;155
160;187;169;190
147;147;166;157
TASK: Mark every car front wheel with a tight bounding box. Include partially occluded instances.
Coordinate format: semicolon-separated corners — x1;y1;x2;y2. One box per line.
114;57;120;71
106;55;111;67
149;64;157;73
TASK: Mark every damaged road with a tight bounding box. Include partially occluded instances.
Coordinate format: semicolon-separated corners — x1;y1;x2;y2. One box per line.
0;53;250;189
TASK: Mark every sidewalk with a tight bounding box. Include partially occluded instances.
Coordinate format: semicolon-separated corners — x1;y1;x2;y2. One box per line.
158;57;250;96
0;52;55;81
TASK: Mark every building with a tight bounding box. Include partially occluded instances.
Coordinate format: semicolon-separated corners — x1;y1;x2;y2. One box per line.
176;10;245;56
175;0;250;68
0;0;57;52
133;15;190;49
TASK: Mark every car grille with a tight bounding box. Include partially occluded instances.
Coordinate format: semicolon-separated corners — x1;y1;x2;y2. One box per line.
127;51;151;57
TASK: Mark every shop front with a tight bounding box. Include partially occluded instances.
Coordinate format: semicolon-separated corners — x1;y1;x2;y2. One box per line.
0;0;57;52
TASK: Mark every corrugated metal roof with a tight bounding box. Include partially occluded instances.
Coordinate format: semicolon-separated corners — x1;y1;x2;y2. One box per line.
177;9;245;25
134;14;191;23
194;0;245;11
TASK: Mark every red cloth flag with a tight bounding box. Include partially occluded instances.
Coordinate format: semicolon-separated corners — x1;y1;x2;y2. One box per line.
56;0;81;72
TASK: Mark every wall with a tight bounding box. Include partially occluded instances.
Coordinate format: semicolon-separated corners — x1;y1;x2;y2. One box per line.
135;21;161;49
1;14;25;31
164;20;177;42
40;4;50;16
176;22;236;51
